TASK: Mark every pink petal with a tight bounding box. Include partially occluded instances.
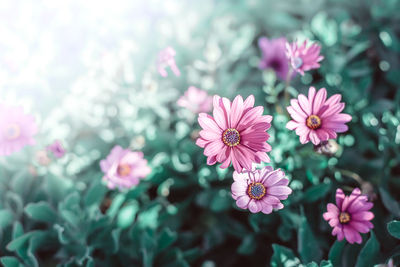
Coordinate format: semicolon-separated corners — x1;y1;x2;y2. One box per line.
309;130;320;145
236;195;251;209
230;95;244;128
286;120;299;130
298;94;312;115
312;88;327;115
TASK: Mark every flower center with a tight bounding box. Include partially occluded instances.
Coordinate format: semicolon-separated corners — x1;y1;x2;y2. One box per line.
117;164;131;177
293;57;303;69
306;115;321;130
247;182;266;200
339;212;351;224
222;128;240;147
4;124;21;140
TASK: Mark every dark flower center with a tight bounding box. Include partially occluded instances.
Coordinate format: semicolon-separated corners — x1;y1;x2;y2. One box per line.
247;182;266;200
306;115;321;130
339;212;351;224
293;57;303;69
222;128;240;147
269;59;282;71
4;124;20;140
117;164;132;177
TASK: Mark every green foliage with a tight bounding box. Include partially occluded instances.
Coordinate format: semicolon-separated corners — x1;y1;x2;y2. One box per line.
0;0;400;266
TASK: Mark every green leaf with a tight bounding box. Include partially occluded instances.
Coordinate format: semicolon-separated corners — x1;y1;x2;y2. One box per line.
0;256;21;267
320;260;333;267
355;231;380;267
158;228;178;251
328;240;346;266
0;209;14;228
270;244;301;267
298;216;322;263
303;182;331;203
306;262;318;267
25;202;57;223
6;231;40;251
237;235;256;255
387;220;400;239
379;188;400;217
84;181;108;207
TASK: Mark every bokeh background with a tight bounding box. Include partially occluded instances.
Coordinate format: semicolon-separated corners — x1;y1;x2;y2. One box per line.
1;0;400;266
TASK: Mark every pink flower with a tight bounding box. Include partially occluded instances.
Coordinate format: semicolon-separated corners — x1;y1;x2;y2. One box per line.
47;140;66;158
157;46;180;77
286;39;324;75
286;87;352;145
100;145;151;190
196;95;272;173
323;188;374;244
231;166;292;214
0;104;37;156
177;86;213;113
258;37;292;80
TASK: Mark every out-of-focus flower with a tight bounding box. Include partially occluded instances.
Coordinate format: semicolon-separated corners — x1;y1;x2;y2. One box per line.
196;95;272;173
157;46;180;77
258;37;292;80
323;188;374;244
231;166;292;213
36;150;51;166
286;39;323;75
286;87;352;145
314;139;340;156
100;145;151;190
0;104;37;156
376;259;394;267
177;86;213;113
47;140;66;158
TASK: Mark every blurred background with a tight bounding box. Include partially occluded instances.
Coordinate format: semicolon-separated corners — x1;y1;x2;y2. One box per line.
0;0;399;266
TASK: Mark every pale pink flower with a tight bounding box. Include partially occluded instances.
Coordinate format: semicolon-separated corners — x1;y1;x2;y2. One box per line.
231;166;292;214
177;86;212;113
0;104;37;156
286;39;324;75
196;95;272;173
323;188;374;244
157;46;180;77
286;87;352;145
47;140;66;158
100;145;151;190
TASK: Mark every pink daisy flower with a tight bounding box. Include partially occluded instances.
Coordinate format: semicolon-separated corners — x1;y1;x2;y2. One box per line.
177;86;213;113
47;140;66;158
286;39;324;75
196;95;272;173
157;46;180;77
286;87;352;145
0;104;37;156
323;188;374;244
100;145;151;190
231;166;292;214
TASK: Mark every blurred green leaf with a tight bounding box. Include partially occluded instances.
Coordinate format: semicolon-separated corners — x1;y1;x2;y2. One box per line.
379;188;400;217
355;231;380;267
298;216;322;263
303;182;331;203
0;209;14;228
270;244;301;267
328;240;346;266
25;202;57;223
387;220;400;239
158;228;178;251
0;257;21;267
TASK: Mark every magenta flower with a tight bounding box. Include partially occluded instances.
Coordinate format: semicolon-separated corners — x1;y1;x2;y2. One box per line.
258;37;292;80
286;87;352;145
0;104;37;156
286;39;324;75
196;95;272;173
100;145;151;190
231;166;292;213
47;140;66;158
157;46;180;77
323;188;374;244
177;86;213;113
